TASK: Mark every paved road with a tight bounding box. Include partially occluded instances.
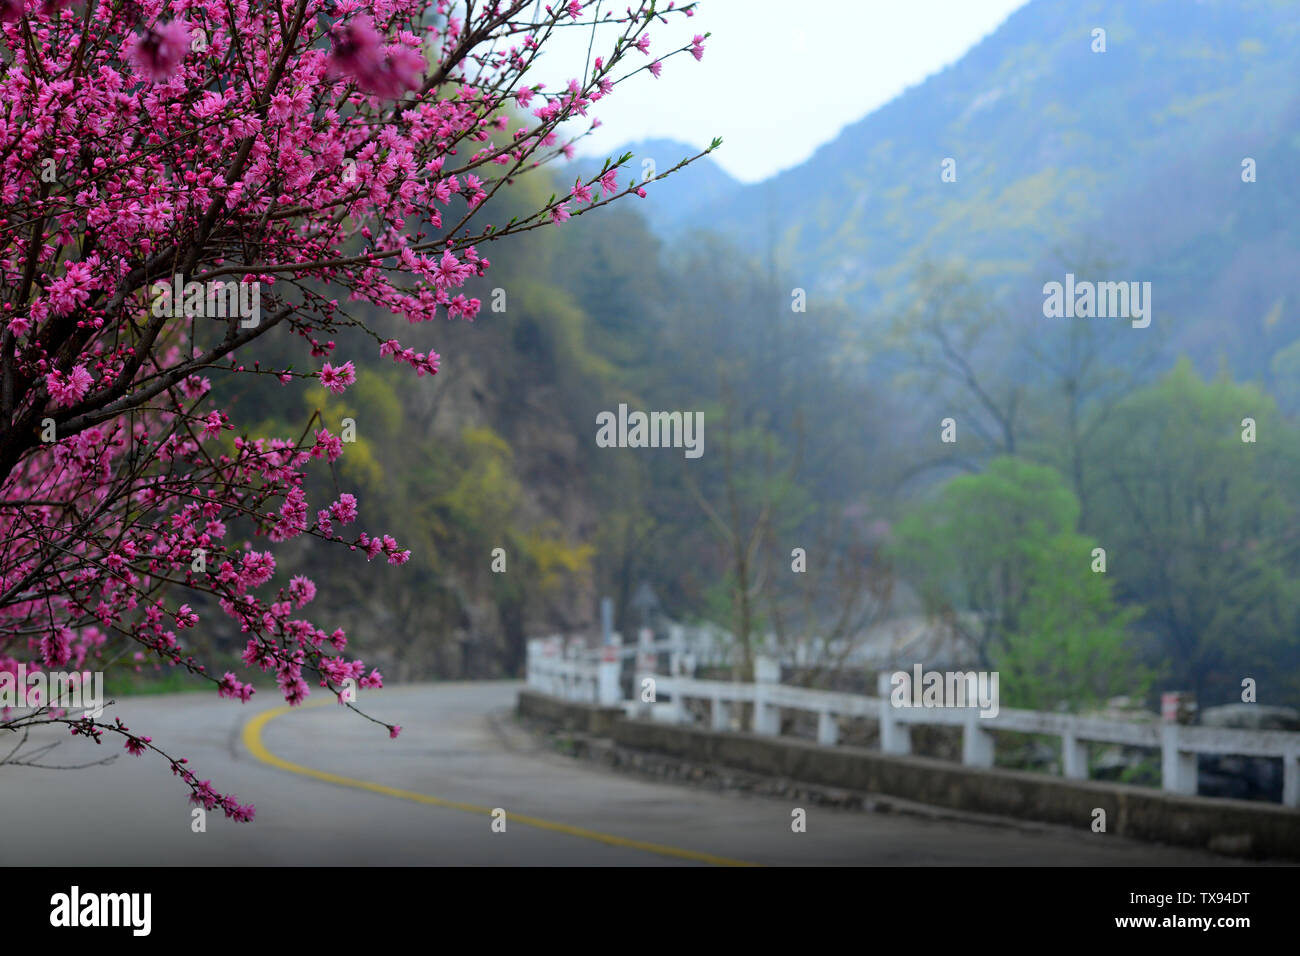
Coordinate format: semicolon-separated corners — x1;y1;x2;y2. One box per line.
0;682;1253;865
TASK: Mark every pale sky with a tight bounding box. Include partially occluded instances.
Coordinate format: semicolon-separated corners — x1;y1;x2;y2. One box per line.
535;0;1033;183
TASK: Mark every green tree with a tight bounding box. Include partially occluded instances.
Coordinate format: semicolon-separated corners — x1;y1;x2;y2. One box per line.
1086;358;1300;705
890;457;1143;708
997;534;1146;711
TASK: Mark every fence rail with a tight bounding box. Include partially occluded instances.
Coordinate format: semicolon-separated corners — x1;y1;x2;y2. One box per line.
524;632;1300;807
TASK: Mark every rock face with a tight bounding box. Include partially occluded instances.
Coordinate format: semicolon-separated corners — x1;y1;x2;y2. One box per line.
438;335;601;626
273;299;604;684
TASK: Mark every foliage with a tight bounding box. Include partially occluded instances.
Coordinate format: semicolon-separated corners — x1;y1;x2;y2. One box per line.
890;457;1144;707
0;0;709;817
1085;359;1300;703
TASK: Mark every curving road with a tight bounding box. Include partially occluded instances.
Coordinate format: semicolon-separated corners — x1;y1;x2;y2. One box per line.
0;682;1250;866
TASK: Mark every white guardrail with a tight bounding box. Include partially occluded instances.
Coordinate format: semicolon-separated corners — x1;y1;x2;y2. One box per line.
524;632;1300;807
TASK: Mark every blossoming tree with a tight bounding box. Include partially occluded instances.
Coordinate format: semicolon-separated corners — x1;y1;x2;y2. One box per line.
0;0;709;820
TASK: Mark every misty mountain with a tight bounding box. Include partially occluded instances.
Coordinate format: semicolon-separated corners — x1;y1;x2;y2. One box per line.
572;137;742;233
638;0;1300;381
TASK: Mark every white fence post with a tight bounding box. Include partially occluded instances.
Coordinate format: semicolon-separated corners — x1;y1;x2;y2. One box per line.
597;643;620;706
633;669;651;716
664;678;686;723
1160;723;1198;796
712;694;730;731
637;627;655;674
878;671;911;755
1062;730;1088;780
817;709;838;747
524;632;1300;808
753;656;780;735
962;708;995;768
564;637;581;702
545;636;561;697
525;639;541;689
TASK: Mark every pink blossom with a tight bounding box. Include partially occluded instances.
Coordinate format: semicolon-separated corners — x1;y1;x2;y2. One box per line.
46;365;93;408
40;628;72;667
328;14;384;81
47;261;95;315
313;428;344;462
0;0;703;828
240;551;276;587
288;575;317;608
330;493;359;524
318;361;356;394
217;672;255;702
201;412;224;439
571;179;593;204
387;45;427;94
329;15;425;99
127;20;192;82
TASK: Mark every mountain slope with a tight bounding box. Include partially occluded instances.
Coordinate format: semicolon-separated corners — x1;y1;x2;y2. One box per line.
572;137;742;233
666;0;1300;376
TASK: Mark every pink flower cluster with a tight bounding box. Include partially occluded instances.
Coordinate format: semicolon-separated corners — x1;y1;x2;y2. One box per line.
0;0;706;820
125;20;192;83
327;14;425;99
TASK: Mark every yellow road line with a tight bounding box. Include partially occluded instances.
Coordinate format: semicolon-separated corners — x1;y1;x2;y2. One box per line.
242;702;759;867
